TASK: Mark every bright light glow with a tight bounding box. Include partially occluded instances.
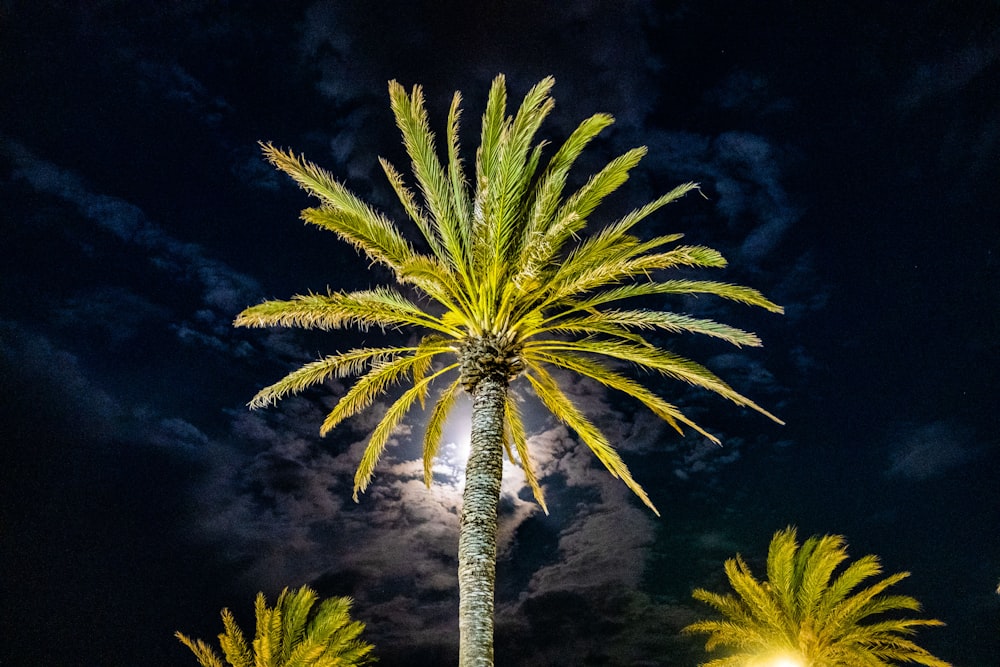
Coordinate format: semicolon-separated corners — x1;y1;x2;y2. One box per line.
765;655;805;667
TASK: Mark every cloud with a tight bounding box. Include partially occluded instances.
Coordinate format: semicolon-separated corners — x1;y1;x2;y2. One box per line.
899;35;1000;109
4;138;261;355
886;420;985;481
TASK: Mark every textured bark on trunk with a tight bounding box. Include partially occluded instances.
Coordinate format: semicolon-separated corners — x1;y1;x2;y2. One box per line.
457;375;506;667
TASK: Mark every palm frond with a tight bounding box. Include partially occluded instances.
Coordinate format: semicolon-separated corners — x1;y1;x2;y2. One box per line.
247;347;406;409
354;362;459;499
278;586;317;662
523;347;719;443
251;592;279;667
218;607;253;667
796;534;849;618
563;279;785;314
525;364;657;515
261;143;413;270
175;632;227;667
235;287;457;336
551;146;647;238
422;378;462;486
505;390;547;513
523;112;616;241
378;155;443;257
528;338;783;425
816;554;882;623
723;555;789;635
765;527;800;620
320;348;450;436
445;91;473;232
540;309;762;347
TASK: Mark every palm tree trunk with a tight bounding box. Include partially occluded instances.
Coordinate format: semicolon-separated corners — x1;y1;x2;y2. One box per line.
458;375;506;667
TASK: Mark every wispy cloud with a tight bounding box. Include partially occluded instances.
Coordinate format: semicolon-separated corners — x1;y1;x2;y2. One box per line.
886;420;985;481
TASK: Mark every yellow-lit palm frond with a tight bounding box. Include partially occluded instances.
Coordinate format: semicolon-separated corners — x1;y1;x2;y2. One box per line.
525;364;656;514
235;287;457;335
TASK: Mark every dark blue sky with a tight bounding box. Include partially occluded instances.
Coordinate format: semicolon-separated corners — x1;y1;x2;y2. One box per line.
1;2;998;665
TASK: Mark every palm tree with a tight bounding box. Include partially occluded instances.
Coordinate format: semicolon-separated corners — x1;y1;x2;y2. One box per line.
683;526;951;667
236;74;782;667
176;585;375;667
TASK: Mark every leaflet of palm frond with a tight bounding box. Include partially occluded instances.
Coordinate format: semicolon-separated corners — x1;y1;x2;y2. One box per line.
525;365;657;515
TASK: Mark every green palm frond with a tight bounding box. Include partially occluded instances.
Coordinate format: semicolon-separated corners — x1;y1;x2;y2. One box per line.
218;608;253;667
354;362;459;498
684;528;951;667
524;347;716;442
505;390;547;512
247;347;404;409
175;633;228;667
235;287;456;335
540;309;762;347
528;338;783;425
796;534;849;619
261;143;413;271
422;378;462;486
320;347;451;436
765;527;800;619
525;364;656;514
178;586;375;667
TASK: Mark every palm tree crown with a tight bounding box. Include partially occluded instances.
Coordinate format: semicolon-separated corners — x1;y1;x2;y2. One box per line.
176;585;375;667
683;526;951;667
235;74;782;515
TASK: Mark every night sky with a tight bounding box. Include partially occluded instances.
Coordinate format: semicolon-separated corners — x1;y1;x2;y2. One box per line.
2;2;999;665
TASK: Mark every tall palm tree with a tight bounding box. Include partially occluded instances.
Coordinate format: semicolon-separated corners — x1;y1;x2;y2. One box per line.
236;74;782;667
683;526;951;667
176;585;375;667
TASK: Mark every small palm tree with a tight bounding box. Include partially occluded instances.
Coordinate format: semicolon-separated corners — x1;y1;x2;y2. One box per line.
683;526;951;667
237;75;782;666
176;585;375;667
